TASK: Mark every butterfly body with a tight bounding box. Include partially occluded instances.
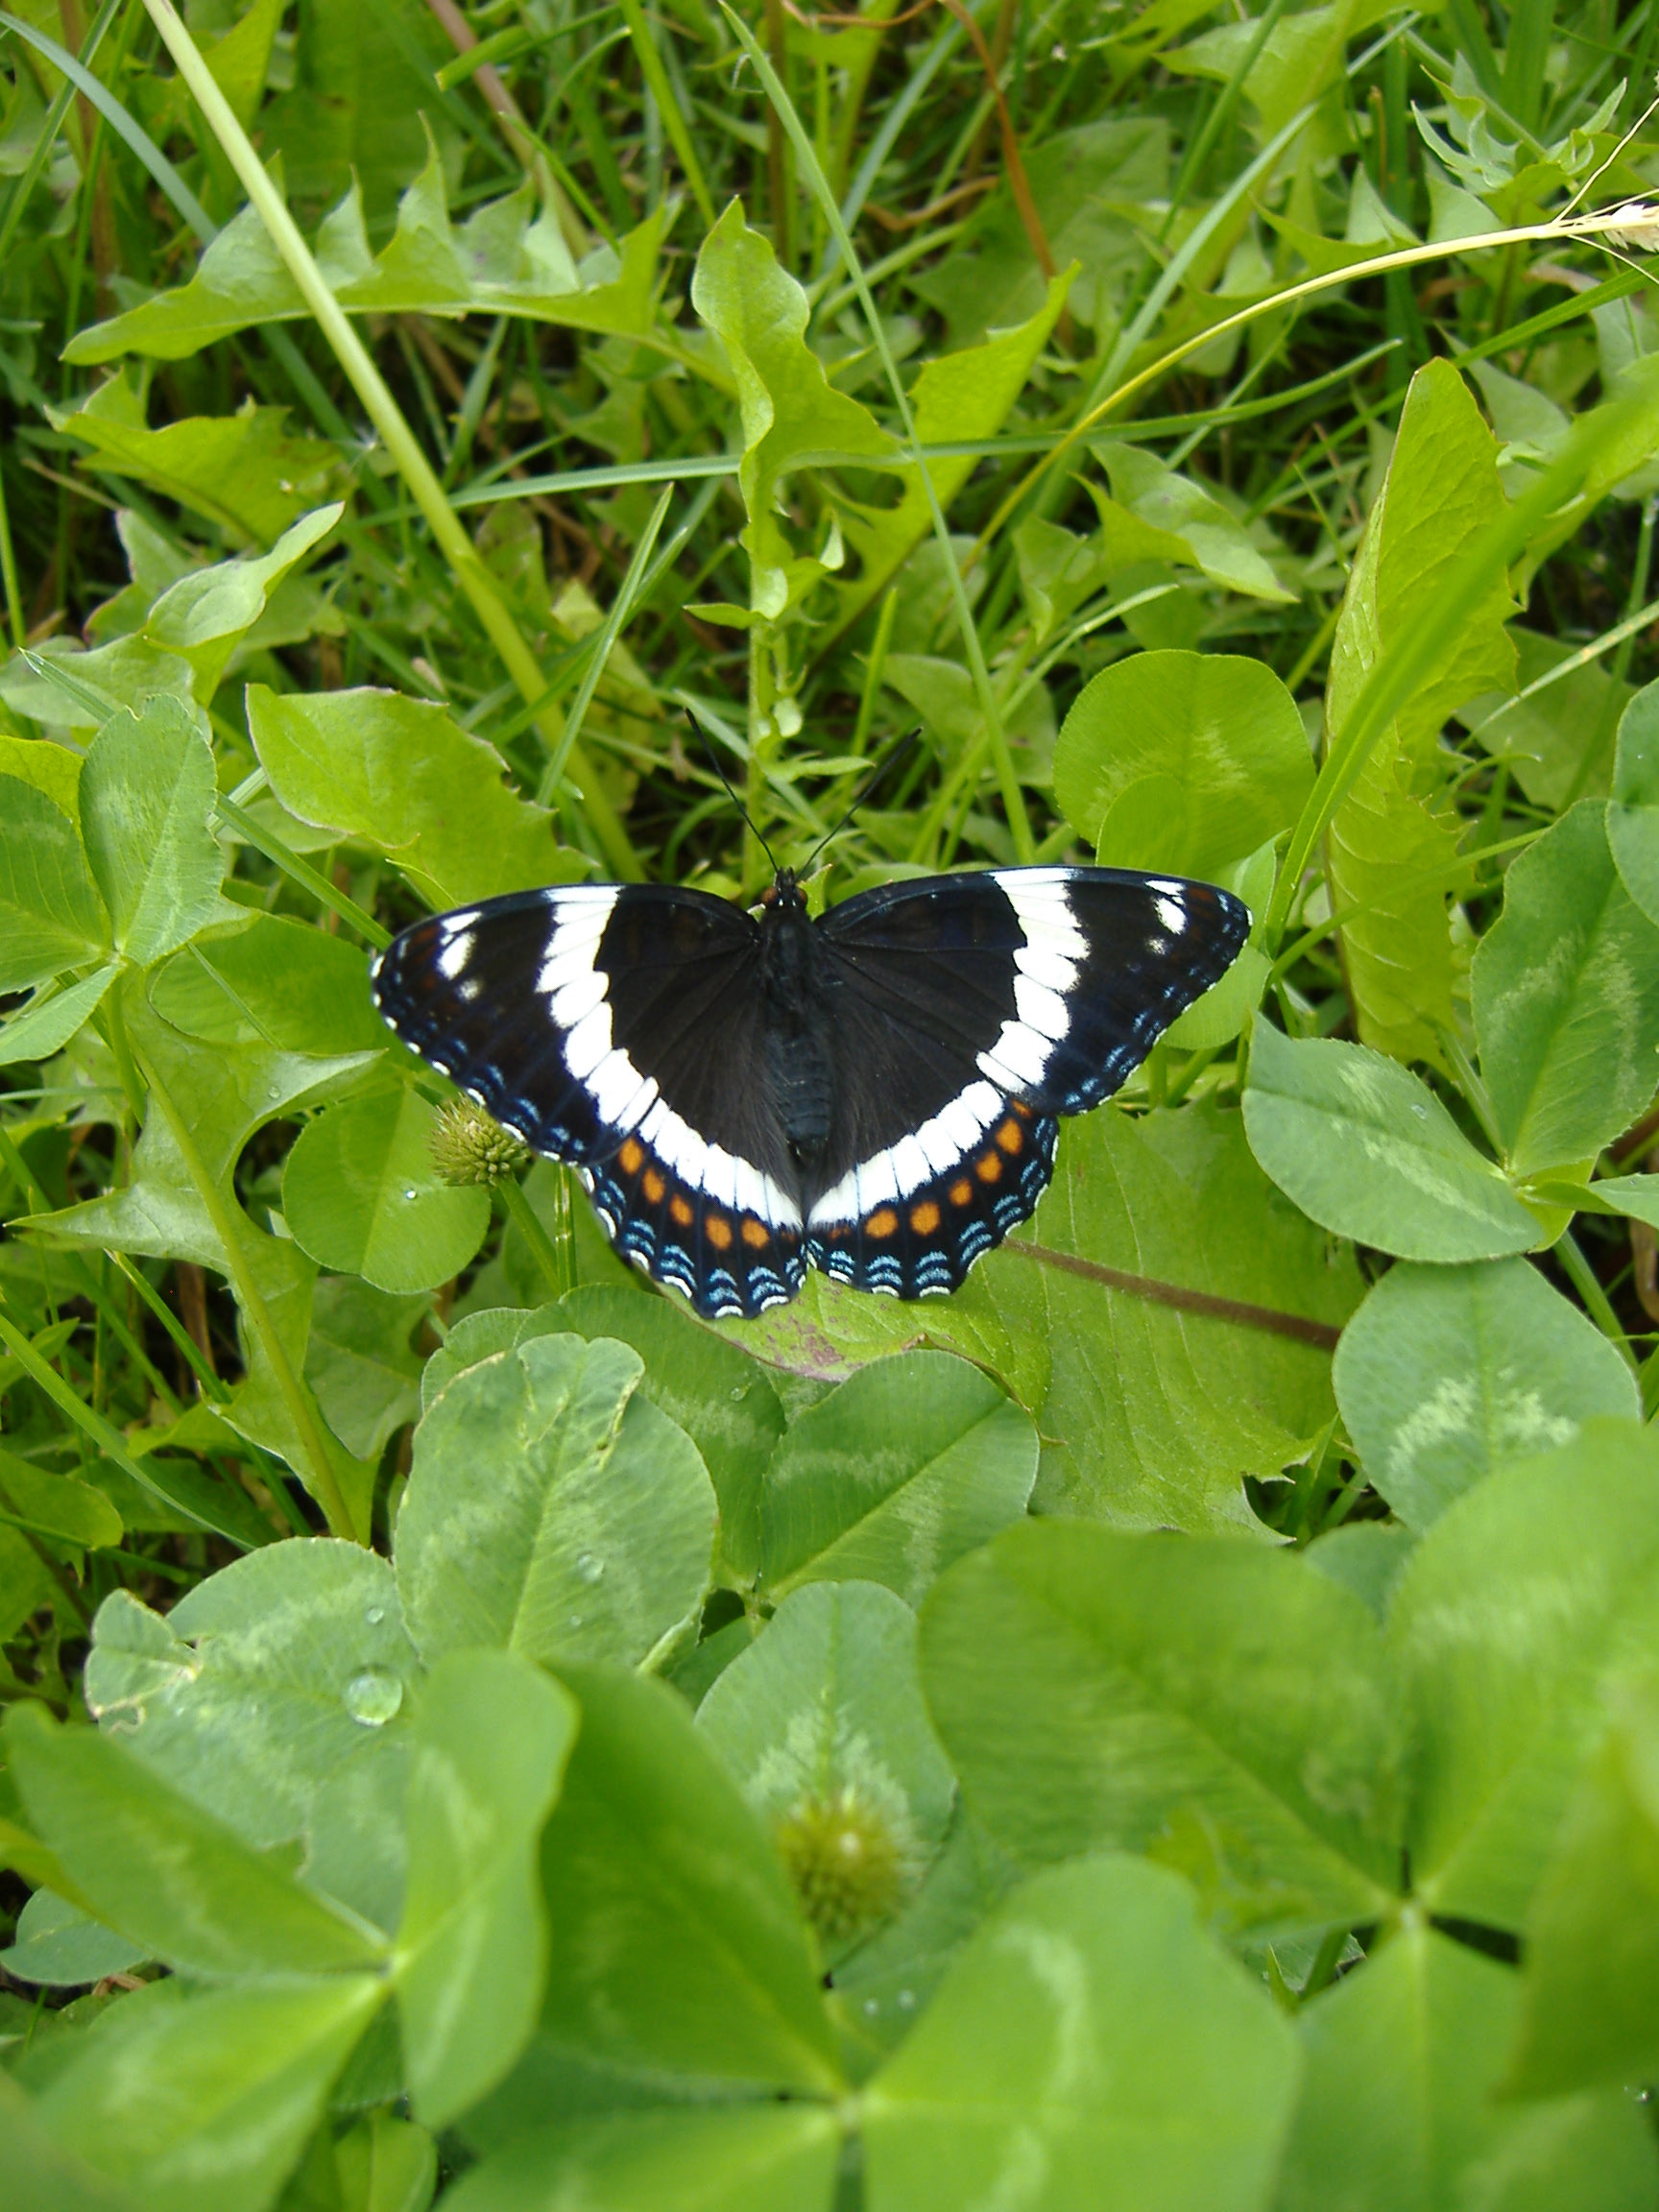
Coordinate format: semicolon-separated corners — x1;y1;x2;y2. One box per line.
372;864;1248;1319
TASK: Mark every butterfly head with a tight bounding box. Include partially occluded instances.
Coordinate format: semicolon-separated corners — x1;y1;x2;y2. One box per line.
759;867;805;914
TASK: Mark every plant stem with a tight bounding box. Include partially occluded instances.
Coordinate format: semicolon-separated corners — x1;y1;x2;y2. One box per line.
138;0;644;884
500;1173;573;1300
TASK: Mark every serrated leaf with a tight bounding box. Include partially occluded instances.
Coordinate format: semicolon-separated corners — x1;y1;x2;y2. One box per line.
65;153;668;365
53;377;340;546
248;684;578;908
1089;444;1295;602
1325;360;1515;1062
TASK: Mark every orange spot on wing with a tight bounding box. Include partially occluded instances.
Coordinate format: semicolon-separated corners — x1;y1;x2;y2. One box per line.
643;1167;666;1204
618;1136;644;1175
950;1178;973;1207
705;1213;733;1251
866;1207;900;1238
670;1193;694;1227
910;1200;941;1235
975;1152;1002;1184
1011;1099;1033;1121
741;1217;769;1249
996;1117;1022;1155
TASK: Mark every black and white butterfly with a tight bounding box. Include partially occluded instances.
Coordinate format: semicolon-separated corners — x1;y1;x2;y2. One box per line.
371;863;1248;1319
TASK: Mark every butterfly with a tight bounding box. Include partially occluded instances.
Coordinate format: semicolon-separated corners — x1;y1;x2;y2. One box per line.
371;863;1249;1319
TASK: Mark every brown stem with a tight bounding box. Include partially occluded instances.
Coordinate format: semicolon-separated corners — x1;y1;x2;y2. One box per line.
937;0;1054;279
1007;1240;1343;1351
174;1262;217;1377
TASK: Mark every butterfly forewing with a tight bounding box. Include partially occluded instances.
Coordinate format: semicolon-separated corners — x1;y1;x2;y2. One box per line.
372;863;1249;1319
372;884;806;1318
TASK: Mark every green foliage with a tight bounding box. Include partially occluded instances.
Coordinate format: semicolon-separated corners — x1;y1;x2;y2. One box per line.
4;5;1659;2205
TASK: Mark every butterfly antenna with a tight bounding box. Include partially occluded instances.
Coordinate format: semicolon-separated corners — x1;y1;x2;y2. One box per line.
684;708;781;875
802;727;921;873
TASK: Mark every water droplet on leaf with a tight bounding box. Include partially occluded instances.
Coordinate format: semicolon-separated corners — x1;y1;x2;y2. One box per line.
575;1552;605;1583
343;1668;403;1725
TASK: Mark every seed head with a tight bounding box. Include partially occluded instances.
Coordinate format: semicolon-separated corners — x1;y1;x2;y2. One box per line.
429;1097;530;1187
775;1785;906;1941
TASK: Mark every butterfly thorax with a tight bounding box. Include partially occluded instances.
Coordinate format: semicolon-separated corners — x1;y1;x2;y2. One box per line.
757;870;836;1171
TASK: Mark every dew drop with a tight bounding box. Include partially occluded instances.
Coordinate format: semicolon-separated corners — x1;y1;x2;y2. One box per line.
402;1187;419;1201
568;1614;584;1630
575;1551;605;1584
729;1384;746;1402
1410;1102;1429;1119
364;1604;385;1626
863;1999;879;2017
343;1668;403;1725
896;1987;916;2011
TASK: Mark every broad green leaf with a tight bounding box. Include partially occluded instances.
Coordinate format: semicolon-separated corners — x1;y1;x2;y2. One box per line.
396;1648;579;2128
1325;361;1515;1062
260;0;462;223
142;505;342;699
521;1288;786;1590
697;1582;955;1912
538;1661;842;2093
1472;799;1659;1175
830;274;1073;643
1334;1259;1638;1527
443;2106;840;2212
1462;627;1628;810
691;203;897;623
1013;1103;1358;1527
0;2069;138;2212
34;1972;384;2212
202;0;284;130
829;1809;1022;2056
863;1855;1301;2212
1609;673;1659;926
65;156;668;364
53;376;341;546
0;636;197;732
398;1334;716;1671
2;1887;147;1987
332;2112;438;2212
83;1542;419;1850
0;774;110;991
304;1278;426;1463
1243;1024;1540;1261
303;1727;415;1942
920;1522;1404;1938
282;1089;491;1295
913;119;1166;345
5;1701;385;1977
1053;649;1310;873
1273;1920;1657;2212
1389;1422;1659;1927
758;1351;1035;1606
80;698;227;966
1089;445;1295;603
1303;1522;1418;1624
1508;1676;1659;2098
150;915;387;1054
0;1448;124;1547
248;684;578;908
0;965;117;1067
0;732;84;816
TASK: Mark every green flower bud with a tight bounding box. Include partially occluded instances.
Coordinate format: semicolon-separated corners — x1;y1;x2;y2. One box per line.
775;1785;905;1941
429;1097;531;1187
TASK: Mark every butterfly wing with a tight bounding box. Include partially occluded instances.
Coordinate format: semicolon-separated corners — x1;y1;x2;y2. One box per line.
807;866;1248;1295
372;885;806;1317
